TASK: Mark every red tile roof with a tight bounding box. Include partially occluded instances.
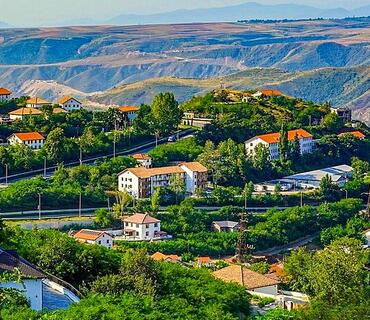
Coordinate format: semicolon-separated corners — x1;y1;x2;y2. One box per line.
133;153;151;161
119;106;139;113
12;132;44;141
74;229;109;241
338;131;365;139
0;88;12;95
123;213;160;224
58;96;81;104
257;129;312;144
180;162;208;172
9;107;42;116
26;97;51;105
196;256;212;263
151;252;180;262
258;89;284;96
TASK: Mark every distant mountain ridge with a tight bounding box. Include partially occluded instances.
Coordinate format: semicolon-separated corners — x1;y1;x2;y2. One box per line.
108;2;369;25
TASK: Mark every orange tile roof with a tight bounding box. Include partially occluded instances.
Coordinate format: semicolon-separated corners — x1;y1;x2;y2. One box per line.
133;153;151;161
338;131;365;139
26;97;51;105
122;166;185;178
258;89;284;96
151;252;181;262
74;229;109;241
123;213;160;224
52;107;68;114
9;107;43;116
213;264;281;290
12;132;44;141
118;106;139;113
0;88;12;95
196;256;212;263
257;129;312;144
58;96;81;105
180;162;208;173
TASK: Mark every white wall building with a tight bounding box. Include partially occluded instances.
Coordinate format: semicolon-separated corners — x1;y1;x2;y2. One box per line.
118;162;208;199
7;132;45;150
118;106;139;123
58;96;82;111
245;129;314;161
73;229;113;249
8;107;43;120
0;249;45;311
132;153;152;168
0;88;12;101
122;213;161;241
26;97;51;109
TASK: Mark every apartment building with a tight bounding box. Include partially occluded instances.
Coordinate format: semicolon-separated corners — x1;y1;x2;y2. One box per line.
118;162;208;199
8;132;45;150
245;129;313;161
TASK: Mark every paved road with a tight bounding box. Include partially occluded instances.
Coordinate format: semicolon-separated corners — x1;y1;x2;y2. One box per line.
0;129;194;184
1;205;300;220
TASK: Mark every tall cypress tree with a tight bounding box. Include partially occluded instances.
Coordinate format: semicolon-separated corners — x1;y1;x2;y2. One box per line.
278;123;288;163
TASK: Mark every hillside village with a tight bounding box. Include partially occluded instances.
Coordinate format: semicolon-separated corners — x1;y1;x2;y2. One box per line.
0;84;369;319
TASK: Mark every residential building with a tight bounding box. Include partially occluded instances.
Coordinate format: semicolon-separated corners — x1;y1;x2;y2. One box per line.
8;107;42;120
331;107;352;123
118;106;140;123
283;164;353;189
118;162;208;199
58;96;82;111
213;264;280;296
245;129;313;161
26;97;51;109
338;131;365;140
0;248;45;311
52;107;68;115
0;87;12;101
196;256;213;267
73;229;113;249
252;89;284;99
122;213;163;241
7;132;45;150
151;252;181;263
181;112;213;128
133;153;152;168
212;221;239;233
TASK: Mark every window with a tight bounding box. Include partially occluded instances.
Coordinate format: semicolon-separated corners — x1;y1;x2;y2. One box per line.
125;222;129;226
98;241;101;244
146;224;149;228
106;240;110;244
145;232;149;237
154;223;158;228
136;232;139;236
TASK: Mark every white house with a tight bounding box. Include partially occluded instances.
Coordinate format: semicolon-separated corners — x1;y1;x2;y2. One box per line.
0;87;12;101
118;162;208;199
73;229;113;249
132;153;152;168
122;213;162;241
8;107;43;120
213;265;280;296
0;248;45;311
252;89;284;100
245;129;314;161
118;106;139;123
26;97;51;108
58;96;82;111
7;132;45;150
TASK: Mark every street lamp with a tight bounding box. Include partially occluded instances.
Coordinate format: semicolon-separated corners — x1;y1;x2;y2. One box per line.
5;164;8;186
79;192;82;218
38;193;42;220
300;191;303;207
43;157;47;177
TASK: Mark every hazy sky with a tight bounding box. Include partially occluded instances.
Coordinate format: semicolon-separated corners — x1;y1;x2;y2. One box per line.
0;0;368;26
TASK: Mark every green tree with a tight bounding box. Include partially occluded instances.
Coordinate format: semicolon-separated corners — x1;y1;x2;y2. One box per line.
289;133;301;161
351;157;369;181
95;208;116;228
43;127;67;162
278;124;289;163
151;92;182;136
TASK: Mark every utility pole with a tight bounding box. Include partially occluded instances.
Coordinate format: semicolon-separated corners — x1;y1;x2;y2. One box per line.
38;193;41;220
235;212;254;263
113;119;117;158
300;191;303;207
5;164;8;186
43;157;47;177
79;141;83;166
79;192;82;218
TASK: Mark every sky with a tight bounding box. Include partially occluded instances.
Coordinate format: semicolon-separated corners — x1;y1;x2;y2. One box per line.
0;0;368;26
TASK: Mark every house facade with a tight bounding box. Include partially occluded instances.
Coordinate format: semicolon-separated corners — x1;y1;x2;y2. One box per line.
118;162;208;199
8;107;43;120
0;248;45;311
245;129;313;161
58;96;82;111
8;132;45;150
212;221;239;232
73;229;113;249
122;213;161;240
0;88;12;101
26;97;51;109
132;153;152;168
118;106;139;123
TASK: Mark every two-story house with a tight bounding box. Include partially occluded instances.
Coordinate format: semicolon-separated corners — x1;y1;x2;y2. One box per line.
26;97;51;109
122;213;161;240
132;153;152;168
117;162;208;199
245;129;313;161
8;107;43;120
58;96;82;112
118;106;139;123
7;132;45;150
